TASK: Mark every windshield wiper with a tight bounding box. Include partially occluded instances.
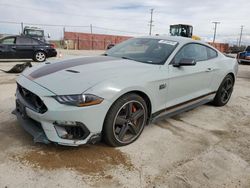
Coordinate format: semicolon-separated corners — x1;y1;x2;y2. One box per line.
102;53;108;56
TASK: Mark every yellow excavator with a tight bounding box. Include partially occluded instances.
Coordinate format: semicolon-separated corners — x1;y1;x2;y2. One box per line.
170;24;201;40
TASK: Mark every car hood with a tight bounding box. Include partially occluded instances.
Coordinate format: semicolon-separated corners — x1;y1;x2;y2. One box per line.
22;56;154;95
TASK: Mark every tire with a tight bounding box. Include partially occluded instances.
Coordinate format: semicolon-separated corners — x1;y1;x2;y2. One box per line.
212;74;234;106
33;51;46;62
103;94;148;147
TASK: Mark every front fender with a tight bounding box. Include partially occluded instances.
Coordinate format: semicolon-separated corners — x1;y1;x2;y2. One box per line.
84;81;157;113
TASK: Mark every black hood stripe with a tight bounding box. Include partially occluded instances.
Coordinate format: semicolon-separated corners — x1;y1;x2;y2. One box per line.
29;56;118;79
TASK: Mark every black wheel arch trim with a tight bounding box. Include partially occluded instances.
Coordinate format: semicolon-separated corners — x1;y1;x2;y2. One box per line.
102;90;152;132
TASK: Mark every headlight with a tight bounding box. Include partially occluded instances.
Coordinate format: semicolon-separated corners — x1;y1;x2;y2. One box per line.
53;94;103;107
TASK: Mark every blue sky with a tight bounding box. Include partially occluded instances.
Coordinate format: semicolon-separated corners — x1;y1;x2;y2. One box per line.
0;0;249;45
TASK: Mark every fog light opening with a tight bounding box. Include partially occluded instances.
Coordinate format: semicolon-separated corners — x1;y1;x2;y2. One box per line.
53;121;90;140
54;121;78;139
54;125;71;139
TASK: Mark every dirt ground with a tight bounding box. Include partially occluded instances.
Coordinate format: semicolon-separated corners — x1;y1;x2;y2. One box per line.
0;50;250;188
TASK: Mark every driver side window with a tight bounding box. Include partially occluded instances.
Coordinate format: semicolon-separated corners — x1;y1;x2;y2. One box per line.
174;43;208;63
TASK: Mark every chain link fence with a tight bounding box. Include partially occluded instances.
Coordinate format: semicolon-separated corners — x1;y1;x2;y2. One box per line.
0;21;144;50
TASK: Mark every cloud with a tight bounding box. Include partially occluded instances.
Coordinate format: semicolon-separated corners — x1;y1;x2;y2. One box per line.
0;0;249;45
112;3;150;10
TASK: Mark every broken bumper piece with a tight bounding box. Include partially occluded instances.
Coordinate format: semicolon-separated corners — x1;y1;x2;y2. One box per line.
12;109;51;144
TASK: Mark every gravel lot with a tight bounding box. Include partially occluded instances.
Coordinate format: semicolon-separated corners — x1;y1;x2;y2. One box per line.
0;50;250;188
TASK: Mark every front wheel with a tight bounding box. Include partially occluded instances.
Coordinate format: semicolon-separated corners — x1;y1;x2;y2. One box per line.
33;51;46;62
212;74;234;106
103;94;148;147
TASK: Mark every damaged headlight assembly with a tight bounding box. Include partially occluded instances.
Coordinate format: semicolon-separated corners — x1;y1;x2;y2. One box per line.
53;94;103;107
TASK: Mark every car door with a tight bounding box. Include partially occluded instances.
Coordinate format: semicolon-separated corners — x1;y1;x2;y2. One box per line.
15;37;36;59
166;43;216;108
0;37;17;59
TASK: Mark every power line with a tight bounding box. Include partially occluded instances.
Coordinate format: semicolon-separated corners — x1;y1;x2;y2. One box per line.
0;20;89;28
149;9;154;35
212;21;220;43
92;26;144;35
239;25;244;46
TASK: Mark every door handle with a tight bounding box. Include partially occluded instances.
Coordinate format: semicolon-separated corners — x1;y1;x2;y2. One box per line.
205;68;214;72
12;46;16;49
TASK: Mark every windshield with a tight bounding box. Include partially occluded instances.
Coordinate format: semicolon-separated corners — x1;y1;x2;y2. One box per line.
170;26;180;36
106;38;178;64
24;30;44;37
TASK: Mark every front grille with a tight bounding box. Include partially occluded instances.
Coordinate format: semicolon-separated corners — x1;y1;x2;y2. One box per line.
17;83;47;114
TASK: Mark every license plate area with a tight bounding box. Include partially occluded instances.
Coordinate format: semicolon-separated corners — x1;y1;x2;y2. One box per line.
16;99;28;119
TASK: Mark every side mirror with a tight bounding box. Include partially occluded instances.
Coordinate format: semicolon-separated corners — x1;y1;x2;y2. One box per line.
47;33;51;38
173;58;196;67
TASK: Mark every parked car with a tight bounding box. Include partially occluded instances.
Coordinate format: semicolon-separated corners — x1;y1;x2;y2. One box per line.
237;46;250;63
13;36;238;147
106;43;115;50
0;35;57;62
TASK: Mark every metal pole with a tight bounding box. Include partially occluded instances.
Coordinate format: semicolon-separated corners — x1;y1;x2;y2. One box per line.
21;22;24;34
90;24;93;34
63;27;65;38
149;9;154;35
63;27;66;49
90;24;93;50
212;21;220;43
78;35;79;50
239;25;244;47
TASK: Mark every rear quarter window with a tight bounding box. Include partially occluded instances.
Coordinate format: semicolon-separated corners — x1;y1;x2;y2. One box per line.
1;37;16;44
17;37;40;45
17;37;33;45
207;47;218;59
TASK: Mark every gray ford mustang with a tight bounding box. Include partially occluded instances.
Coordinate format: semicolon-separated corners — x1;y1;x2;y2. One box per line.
14;36;238;146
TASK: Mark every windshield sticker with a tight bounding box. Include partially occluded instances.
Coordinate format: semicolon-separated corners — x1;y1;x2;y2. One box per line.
158;40;177;45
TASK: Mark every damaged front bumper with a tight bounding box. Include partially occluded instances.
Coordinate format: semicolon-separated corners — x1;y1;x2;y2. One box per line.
13;75;108;146
12;108;50;144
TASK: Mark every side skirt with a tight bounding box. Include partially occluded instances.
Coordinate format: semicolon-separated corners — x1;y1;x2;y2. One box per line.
150;92;216;123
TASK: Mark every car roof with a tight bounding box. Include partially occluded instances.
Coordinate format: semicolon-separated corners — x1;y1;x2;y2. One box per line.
138;35;220;52
2;35;36;39
139;35;206;45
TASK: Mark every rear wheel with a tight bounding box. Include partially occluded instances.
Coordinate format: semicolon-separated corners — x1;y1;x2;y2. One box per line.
212;74;234;106
103;94;148;147
33;51;46;62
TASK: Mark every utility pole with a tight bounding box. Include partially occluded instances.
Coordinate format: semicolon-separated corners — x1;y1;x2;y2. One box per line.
149;9;154;35
239;25;244;47
212;21;220;43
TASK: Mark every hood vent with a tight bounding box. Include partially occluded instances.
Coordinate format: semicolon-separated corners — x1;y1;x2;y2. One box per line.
65;70;80;73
